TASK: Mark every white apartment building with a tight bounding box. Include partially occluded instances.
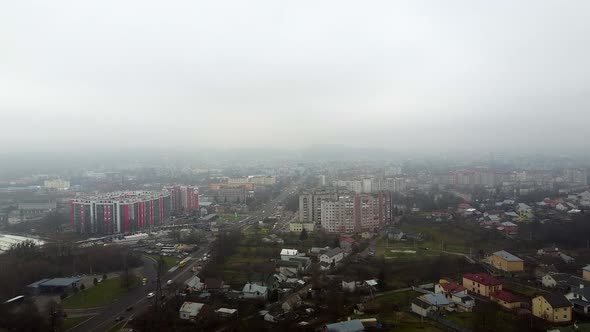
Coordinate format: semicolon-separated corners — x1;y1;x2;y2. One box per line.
320;197;355;233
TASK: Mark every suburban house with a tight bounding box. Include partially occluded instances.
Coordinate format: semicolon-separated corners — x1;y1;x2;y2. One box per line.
490;290;521;309
280;249;299;261
541;273;570;289
490;250;524;272
242;283;268;300
412;297;434;317
319;248;344;266
532;294;572;323
179;302;205;321
420;293;451;311
185;275;204;292
215;308;237;318
452;293;476;312
462;273;502;298
286;256;312;272
434;281;467;300
324;319;365;332
584;265;590;281
565;283;590;314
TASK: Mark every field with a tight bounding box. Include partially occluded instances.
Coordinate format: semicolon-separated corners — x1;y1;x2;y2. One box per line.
61;277;130;309
379;218;517;259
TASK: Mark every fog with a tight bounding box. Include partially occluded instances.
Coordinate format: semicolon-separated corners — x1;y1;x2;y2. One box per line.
1;1;590;153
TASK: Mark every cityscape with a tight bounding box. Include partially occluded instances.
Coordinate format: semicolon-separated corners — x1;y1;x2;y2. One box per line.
2;1;590;332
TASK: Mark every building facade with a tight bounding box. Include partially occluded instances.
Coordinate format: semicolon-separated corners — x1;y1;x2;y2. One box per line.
70;191;171;234
163;185;199;213
490;250;524;272
320;192;392;234
532;294;572;323
462;273;502;298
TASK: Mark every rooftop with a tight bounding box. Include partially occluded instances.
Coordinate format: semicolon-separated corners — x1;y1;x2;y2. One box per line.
493;250;523;262
325;319;365;332
179;302;204;316
490;290;520;303
539;293;571;308
463;273;501;286
35;278;80;288
440;282;466;294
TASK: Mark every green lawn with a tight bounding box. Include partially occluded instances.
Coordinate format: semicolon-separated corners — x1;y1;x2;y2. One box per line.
503;282;537;297
61;277;129;309
381;312;445;332
375;290;421;308
61;315;93;331
446;312;476;329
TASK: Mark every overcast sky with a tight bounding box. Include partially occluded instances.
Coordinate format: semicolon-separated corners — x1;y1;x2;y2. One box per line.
1;1;589;153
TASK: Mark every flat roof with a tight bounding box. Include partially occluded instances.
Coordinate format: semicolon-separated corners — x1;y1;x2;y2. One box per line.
493;250;523;262
38;277;81;287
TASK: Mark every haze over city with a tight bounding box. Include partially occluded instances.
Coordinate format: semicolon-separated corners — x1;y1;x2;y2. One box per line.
2;0;590;153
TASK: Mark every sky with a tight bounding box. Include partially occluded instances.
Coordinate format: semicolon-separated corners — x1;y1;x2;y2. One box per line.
1;1;590;153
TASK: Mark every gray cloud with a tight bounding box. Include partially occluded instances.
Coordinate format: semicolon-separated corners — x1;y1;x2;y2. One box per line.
1;0;589;152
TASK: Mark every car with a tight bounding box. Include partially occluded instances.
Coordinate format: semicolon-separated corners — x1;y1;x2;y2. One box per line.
166;280;173;285
115;316;124;322
126;306;133;311
147;292;155;299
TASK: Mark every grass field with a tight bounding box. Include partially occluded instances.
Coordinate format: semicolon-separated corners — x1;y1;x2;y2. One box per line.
445;312;476;329
375;290;421;308
380;312;445;332
61;315;93;331
61;277;129;309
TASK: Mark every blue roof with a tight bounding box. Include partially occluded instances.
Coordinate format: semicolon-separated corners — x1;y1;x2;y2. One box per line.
38;278;80;287
325;319;364;332
493;250;523;262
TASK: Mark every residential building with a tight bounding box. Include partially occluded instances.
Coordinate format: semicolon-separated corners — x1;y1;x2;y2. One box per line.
320;192;392;234
163;185;199;213
435;281;467;300
44;179;70;191
70;191;171;234
281;294;302;311
242;283;268;300
452;293;476;312
490;290;521;309
321;197;355;233
565;284;590;314
280;249;298;261
542;273;570;289
179;302;205;320
584;265;590;281
490;250;524;272
217;187;245;203
203;278;225;292
412;298;434;317
319;248;344;266
532;294;572;323
215;308;237;318
462;273;502;298
289;222;315;233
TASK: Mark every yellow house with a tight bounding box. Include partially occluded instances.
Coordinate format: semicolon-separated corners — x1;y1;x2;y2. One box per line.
490;250;524;272
583;265;590;281
532;294;572;323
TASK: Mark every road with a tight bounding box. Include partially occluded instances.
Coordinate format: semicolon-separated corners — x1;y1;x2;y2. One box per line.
68;246;210;332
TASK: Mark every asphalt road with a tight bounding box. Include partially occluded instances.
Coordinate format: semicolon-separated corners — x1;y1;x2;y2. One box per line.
69;246;210;332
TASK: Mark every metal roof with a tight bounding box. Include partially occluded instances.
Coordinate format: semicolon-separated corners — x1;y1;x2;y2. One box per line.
37;278;80;287
325;319;365;332
493;250;523;262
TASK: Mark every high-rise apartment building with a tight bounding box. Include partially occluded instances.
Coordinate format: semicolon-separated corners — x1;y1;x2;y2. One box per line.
299;189;342;224
319;191;392;234
70;191;171;234
164;185;199;213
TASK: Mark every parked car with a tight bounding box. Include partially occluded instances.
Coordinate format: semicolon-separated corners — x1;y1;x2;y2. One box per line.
147;292;155;299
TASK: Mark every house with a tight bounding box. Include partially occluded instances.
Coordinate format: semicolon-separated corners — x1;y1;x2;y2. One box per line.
281;294;302;311
565;285;590;314
542;273;571;289
179;302;205;320
280;249;299;261
556;203;569;212
462;273;502;298
204;278;225;292
215;308;237;318
499;222;518;235
490;250;524;272
185;275;204;292
584;265;590;281
412;298;434;317
324;319;365;332
319;248;344;266
532;294;572;323
516;203;533;222
242;283;268;300
452;293;476;312
560;253;575;264
339;237;356;251
566;276;590;291
435;281;466;300
420;293;451;310
490;290;521;309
